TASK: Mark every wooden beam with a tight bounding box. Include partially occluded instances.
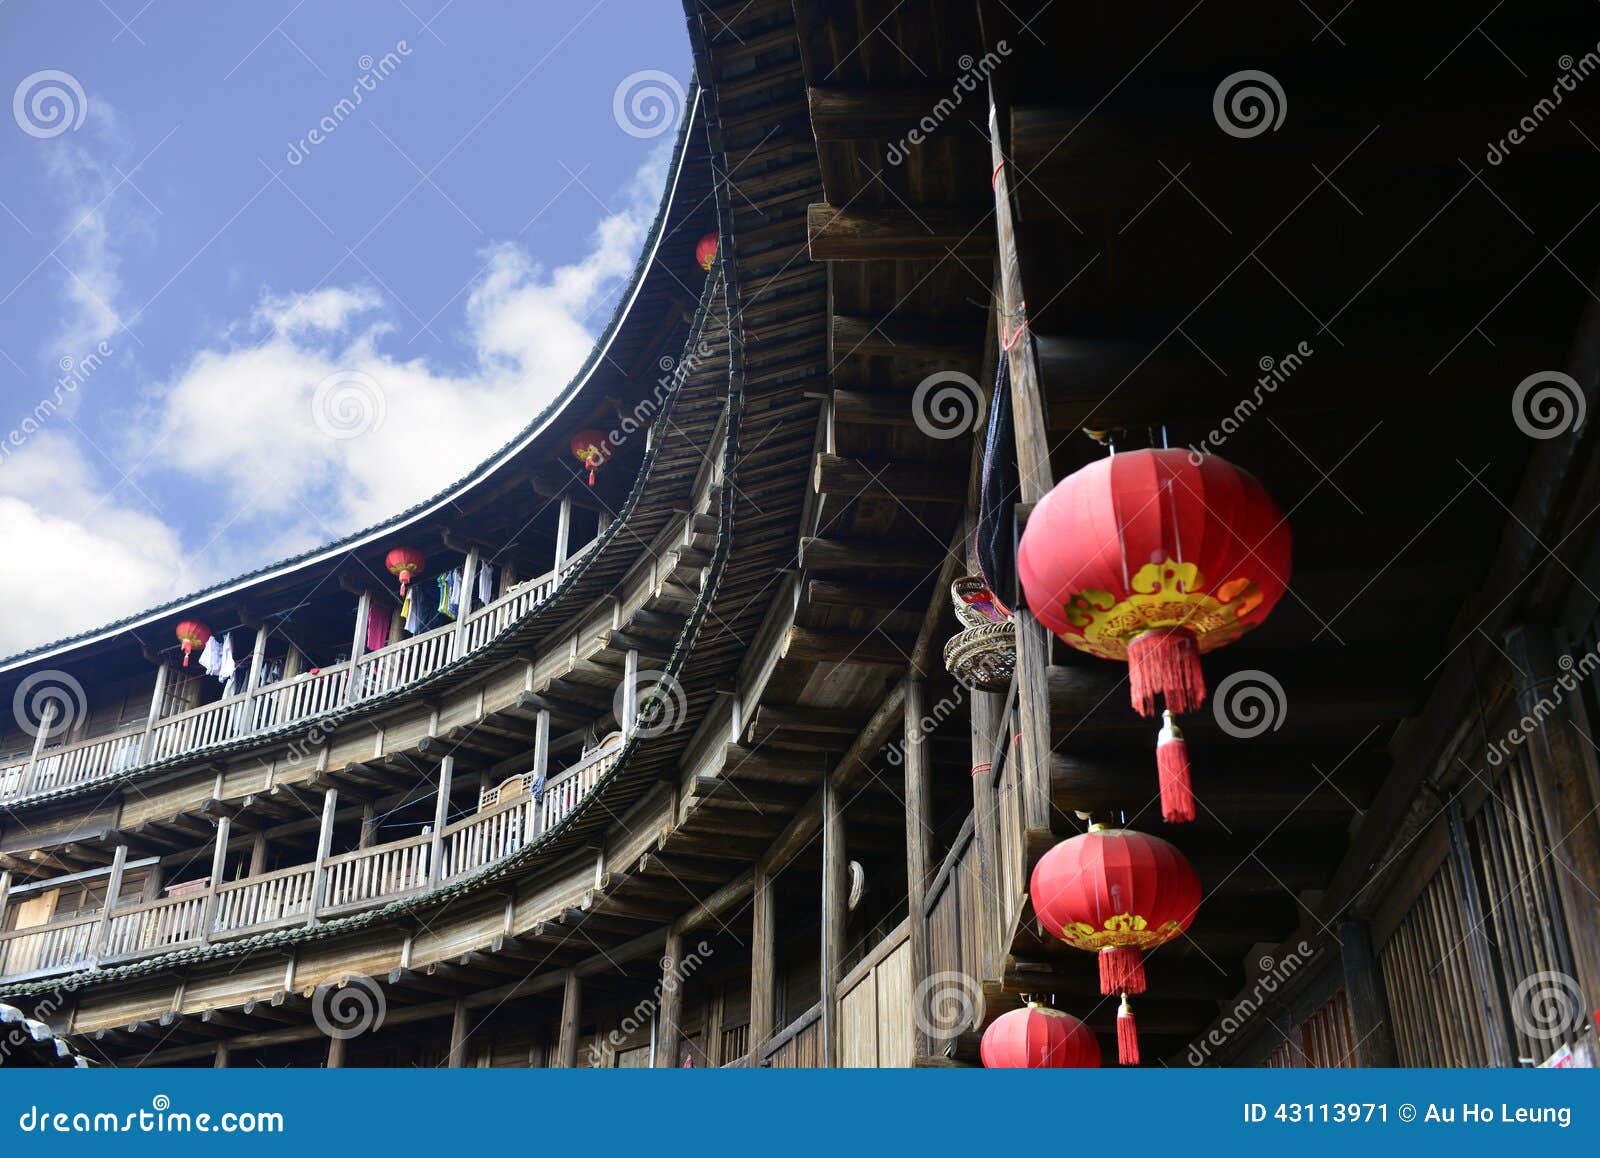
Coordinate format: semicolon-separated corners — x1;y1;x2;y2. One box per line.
800;535;944;575
809;203;991;262
780;626;915;667
831;315;983;364
813;453;965;503
807;84;984;139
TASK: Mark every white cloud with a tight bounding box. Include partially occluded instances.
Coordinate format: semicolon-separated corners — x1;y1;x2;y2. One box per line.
0;432;194;655
3;135;672;660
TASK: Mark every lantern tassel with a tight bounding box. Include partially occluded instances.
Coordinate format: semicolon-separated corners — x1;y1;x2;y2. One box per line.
1098;946;1146;996
1117;995;1140;1066
1126;629;1206;716
1156;710;1195;823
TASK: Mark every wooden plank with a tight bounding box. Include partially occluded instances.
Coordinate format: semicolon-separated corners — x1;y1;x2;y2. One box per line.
808;202;992;261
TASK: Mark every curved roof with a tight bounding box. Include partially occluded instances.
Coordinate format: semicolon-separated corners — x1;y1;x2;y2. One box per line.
1;86;709;676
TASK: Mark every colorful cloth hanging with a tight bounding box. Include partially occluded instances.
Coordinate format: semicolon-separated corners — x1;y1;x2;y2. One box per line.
975;350;1018;613
366;604;392;654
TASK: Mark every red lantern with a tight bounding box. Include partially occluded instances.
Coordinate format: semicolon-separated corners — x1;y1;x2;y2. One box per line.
385;546;426;597
1017;448;1291;820
695;231;718;272
1031;825;1200;1066
174;620;211;667
570;429;610;486
980;1003;1100;1068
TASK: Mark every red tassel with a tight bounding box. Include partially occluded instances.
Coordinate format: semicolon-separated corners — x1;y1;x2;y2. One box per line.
1117;996;1140;1066
1156;711;1195;823
1125;629;1206;716
1098;946;1146;996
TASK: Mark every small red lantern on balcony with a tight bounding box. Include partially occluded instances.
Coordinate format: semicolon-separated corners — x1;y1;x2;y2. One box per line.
1016;448;1291;821
980;1003;1100;1068
385;546;426;597
174;620;211;667
1031;825;1201;1064
570;428;611;486
695;231;718;272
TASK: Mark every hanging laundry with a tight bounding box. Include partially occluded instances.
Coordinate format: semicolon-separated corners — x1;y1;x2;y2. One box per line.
436;573;451;618
217;632;237;687
366;604;393;653
406;585;424;635
477;561;496;606
446;568;462;617
198;634;224;678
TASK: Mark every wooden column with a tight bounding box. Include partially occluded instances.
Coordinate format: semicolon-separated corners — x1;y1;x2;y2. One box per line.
703;987;725;1067
554;496;573;572
90;845;128;959
654;931;684;1068
904;678;934;1057
621;648;640;735
308;789;339;919
241;622;270;727
448;1000;471;1068
555;970;582;1067
249;831;269;876
1338;920;1398;1066
820;773;847;1066
326;1034;346;1068
0;870;11;930
452;548;479;658
969;688;1004;976
213;1040;230;1069
138;662;169;763
358;803;378;850
530;711;550;834
1503;624;1600;1032
200;817;230;941
748;864;776;1064
343;591;372;704
22;702;57;794
428;756;454;886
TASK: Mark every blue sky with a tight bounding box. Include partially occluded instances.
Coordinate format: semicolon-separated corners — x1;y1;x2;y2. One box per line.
0;0;691;654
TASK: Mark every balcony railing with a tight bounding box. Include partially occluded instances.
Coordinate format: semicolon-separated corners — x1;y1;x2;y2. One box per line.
0;742;624;983
0;540;600;804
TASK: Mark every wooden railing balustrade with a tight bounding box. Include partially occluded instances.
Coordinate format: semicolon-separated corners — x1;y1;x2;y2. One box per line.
0;736;627;982
0;540;602;804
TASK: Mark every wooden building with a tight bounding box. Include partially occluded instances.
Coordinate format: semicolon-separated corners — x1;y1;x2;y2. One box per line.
2;0;1599;1069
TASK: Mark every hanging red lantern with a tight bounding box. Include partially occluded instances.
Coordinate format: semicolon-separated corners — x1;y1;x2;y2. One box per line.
174;620;211;667
570;428;611;486
980;1003;1101;1068
1017;448;1290;820
695;231;718;272
1032;824;1199;1065
385;546;426;597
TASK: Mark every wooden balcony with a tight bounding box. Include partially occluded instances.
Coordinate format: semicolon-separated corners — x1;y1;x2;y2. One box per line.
0;541;597;805
0;743;624;983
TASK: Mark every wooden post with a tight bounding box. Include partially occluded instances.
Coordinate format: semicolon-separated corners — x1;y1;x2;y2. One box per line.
554;496;573;572
22;702;57;795
820;772;847;1066
308;789;339;919
448;1000;471;1068
530;711;550;835
249;831;269;876
969;688;1004;976
556;970;582;1067
242;622;270;729
703;986;725;1068
200;816;230;941
1338;920;1398;1066
654;931;684;1068
904;678;934;1057
90;845;128;959
358;803;377;850
748;864;775;1064
326;1034;345;1068
213;1040;230;1069
428;756;454;886
1503;624;1600;1042
621;648;640;734
0;870;10;931
344;591;372;704
453;548;479;658
138;662;169;763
